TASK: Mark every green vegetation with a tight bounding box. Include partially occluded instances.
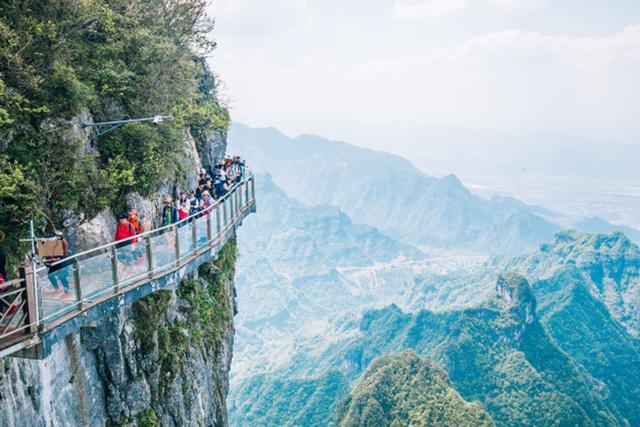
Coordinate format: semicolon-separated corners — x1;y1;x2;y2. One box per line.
335;350;494;427
324;277;617;426
0;0;228;272
230;371;350;427
136;408;159;426
234;269;637;427
132;239;237;399
26;385;39;411
533;267;640;426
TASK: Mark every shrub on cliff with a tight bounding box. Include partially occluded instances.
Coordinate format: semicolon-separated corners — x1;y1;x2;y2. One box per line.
0;0;228;271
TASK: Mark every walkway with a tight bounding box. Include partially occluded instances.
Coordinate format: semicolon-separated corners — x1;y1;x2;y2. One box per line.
0;175;256;359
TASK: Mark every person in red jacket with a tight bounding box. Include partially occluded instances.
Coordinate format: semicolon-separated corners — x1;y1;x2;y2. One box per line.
115;215;137;246
178;203;190;222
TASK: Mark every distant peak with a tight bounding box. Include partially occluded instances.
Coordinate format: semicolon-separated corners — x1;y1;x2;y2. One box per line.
431;174;469;195
495;273;536;316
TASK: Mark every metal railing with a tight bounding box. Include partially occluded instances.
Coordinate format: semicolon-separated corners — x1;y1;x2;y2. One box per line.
0;174;256;353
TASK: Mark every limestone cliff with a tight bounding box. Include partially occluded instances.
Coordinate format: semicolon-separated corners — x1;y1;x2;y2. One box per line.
0;241;238;427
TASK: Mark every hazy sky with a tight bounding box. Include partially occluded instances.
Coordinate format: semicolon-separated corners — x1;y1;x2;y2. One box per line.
208;1;640;154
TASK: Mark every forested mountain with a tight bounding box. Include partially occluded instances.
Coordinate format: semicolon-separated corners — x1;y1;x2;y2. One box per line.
231;232;640;426
335;350;494;427
232;174;428;381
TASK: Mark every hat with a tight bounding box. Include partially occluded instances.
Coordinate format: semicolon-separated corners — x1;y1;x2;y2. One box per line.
163;198;173;205
200;168;206;174
128;209;138;216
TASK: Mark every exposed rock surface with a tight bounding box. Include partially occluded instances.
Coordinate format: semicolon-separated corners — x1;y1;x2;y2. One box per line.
0;243;238;427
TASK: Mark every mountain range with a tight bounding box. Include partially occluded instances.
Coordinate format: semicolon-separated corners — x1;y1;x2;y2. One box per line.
228;123;640;426
229;123;638;255
231;232;640;426
232;174;429;382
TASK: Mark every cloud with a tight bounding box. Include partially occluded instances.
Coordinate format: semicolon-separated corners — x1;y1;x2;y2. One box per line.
215;23;640;143
392;0;550;21
212;0;308;38
490;0;549;9
393;0;469;21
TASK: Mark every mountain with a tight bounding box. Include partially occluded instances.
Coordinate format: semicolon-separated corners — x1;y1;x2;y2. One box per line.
312;274;619;426
232;174;428;381
410;230;640;337
574;216;640;244
232;233;640;426
230;123;568;254
229;371;350;427
508;230;640;336
532;268;640;424
335;350;494;427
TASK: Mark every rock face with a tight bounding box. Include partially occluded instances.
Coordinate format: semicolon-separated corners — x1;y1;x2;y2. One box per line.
0;241;238;427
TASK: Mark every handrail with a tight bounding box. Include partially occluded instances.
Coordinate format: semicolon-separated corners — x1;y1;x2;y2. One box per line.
0;172;256;355
40;169;254;271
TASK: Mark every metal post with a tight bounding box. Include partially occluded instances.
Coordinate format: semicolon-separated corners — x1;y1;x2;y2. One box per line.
251;178;255;202
174;225;181;266
216;205;222;235
245;181;250;208
207;209;213;243
222;200;227;227
192;217;197;253
73;259;83;308
29;219;41;327
20;266;38;334
145;235;153;279
111;246;119;293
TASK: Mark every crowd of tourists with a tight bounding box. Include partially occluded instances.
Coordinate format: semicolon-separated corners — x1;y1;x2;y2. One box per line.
37;156;247;302
114;155;246;245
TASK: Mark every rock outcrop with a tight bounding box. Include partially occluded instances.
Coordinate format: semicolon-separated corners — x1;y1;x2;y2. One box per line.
0;241;238;427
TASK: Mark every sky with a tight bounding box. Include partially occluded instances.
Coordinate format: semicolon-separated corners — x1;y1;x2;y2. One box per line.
207;0;640;159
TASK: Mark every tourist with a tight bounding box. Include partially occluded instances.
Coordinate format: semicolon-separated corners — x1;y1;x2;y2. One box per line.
195;182;206;202
128;209;144;235
187;192;199;215
178;203;190;222
201;191;213;211
198;167;209;184
45;230;73;301
176;192;189;212
223;179;233;194
161;198;178;226
115;215;137;245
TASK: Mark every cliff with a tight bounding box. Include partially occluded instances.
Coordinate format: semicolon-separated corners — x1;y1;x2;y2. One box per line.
0;3;241;424
0;240;238;426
